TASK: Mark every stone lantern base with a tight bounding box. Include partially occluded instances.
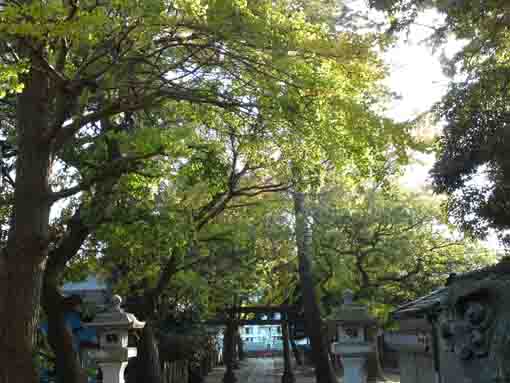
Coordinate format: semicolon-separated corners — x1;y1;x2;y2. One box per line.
340;356;367;383
99;361;128;383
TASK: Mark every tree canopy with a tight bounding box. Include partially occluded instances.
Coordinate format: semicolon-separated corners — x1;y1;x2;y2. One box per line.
0;1;418;381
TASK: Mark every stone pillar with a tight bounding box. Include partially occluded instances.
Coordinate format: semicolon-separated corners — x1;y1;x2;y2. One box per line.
341;357;366;383
100;362;128;383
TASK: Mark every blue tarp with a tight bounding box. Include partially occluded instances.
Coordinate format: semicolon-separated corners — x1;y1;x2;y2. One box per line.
40;312;98;351
39;312;98;383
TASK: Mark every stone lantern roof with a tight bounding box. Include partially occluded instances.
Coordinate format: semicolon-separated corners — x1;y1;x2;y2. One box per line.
330;290;377;326
87;295;145;330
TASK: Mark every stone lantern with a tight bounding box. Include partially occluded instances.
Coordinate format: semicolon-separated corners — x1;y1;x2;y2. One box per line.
86;295;145;383
330;290;378;383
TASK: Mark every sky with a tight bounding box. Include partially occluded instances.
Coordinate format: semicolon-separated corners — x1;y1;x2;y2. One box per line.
345;2;505;251
338;2;450;187
342;2;456;189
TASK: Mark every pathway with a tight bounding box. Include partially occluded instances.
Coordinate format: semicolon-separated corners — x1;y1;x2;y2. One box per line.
204;358;400;383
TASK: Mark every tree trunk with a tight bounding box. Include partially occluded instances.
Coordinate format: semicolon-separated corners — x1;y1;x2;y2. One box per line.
281;318;295;383
42;280;88;383
292;192;336;383
0;45;51;383
42;207;92;383
236;329;244;361
289;327;303;366
222;321;236;383
232;325;240;369
127;254;186;383
135;322;162;383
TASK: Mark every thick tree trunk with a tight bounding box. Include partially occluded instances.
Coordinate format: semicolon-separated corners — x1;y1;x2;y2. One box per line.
222;321;236;383
135;322;162;383
293;192;337;383
42;281;87;383
0;46;51;383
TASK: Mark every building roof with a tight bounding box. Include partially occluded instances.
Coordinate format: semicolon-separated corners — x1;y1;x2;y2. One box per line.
391;259;510;321
62;276;107;292
391;287;448;320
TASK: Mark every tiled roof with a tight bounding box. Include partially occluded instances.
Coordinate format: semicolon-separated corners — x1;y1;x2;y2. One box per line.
391;287;448;319
391;260;510;320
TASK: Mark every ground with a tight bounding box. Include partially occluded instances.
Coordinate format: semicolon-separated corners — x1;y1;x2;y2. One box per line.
204;358;400;383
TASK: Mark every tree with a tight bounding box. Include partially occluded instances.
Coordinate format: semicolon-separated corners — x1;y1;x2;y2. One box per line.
310;184;498;317
431;67;510;244
293;191;337;383
0;1;413;381
0;0;398;382
71;112;307;383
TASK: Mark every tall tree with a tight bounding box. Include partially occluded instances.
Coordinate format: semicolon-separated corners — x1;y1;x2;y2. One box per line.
293;191;337;383
0;1;412;381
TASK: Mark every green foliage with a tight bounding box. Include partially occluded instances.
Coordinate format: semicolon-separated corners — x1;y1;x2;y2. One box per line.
431;66;510;242
309;182;497;318
0;0;422;343
0;62;27;99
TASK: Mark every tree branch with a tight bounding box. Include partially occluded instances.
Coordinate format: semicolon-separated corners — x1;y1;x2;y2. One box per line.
48;150;164;203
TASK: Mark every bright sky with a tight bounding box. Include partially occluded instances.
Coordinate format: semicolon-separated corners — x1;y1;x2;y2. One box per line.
345;2;505;250
340;3;453;190
342;2;455;189
382;10;452;190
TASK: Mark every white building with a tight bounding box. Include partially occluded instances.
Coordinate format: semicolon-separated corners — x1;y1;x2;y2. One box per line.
242;324;282;345
62;275;109;308
240;314;284;351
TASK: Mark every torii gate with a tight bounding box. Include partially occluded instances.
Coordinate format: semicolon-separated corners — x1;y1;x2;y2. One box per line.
212;305;303;383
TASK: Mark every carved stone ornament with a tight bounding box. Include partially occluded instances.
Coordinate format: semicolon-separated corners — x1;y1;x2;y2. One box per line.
440;299;491;361
433;259;510;382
